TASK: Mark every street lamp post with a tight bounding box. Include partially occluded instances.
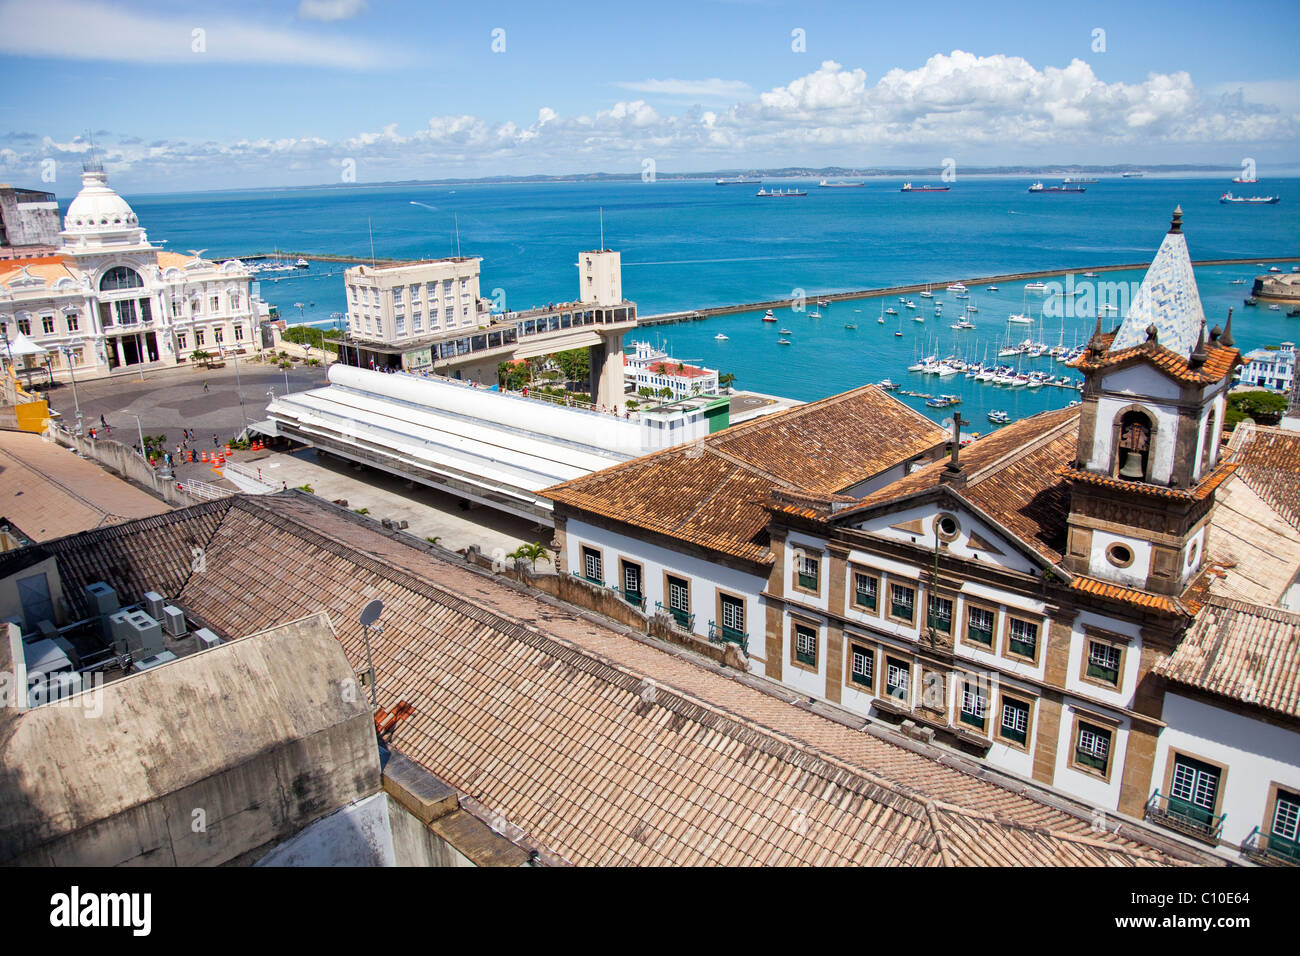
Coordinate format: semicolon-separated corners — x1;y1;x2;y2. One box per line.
60;339;84;435
220;344;248;431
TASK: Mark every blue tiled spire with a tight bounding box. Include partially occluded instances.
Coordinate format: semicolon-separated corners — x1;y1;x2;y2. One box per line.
1109;207;1205;358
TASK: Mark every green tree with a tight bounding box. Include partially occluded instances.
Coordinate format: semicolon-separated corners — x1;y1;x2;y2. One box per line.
1226;390;1288;427
658;386;673;399
553;348;590;384
638;386;654;398
508;541;552;571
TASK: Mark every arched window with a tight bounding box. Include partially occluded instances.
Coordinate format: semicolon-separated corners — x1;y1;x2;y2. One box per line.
99;266;143;292
1201;409;1218;473
1115;410;1153;481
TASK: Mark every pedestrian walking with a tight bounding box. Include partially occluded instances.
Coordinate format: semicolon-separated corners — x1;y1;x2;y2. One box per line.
99;414;106;428
203;381;209;392
212;433;218;448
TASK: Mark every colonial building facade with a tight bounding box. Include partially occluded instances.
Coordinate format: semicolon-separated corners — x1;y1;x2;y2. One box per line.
546;210;1300;863
0;164;264;381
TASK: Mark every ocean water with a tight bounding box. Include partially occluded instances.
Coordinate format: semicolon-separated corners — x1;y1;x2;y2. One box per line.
120;176;1299;428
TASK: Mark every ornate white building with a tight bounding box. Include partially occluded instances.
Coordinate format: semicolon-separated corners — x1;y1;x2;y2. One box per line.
0;163;264;381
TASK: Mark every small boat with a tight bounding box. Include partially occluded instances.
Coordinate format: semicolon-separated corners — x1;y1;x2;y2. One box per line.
779;328;793;334
808;310;822;319
1244;297;1258;306
816;298;830;306
988;410;1010;424
1269;266;1281;272
985;285;999;292
904;300;917;309
919;283;934;299
714;333;729;340
1229;278;1246;285
912;314;925;323
954;293;970;300
876;379;900;390
762;309;777;322
1232;177;1259;184
1007;312;1034;325
777;338;792;345
947;282;968;293
951;319;975;330
1083;271;1098;278
894;330;903;337
1220;192;1280;204
844;323;857;330
1269;304;1281;311
966;304;979;312
1024;281;1047;292
901;183;950;192
1288;308;1300;317
885;307;898;315
295;258;310;268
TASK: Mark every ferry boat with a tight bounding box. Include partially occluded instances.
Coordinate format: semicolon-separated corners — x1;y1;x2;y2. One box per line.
901;183;950;192
756;187;807;198
1028;182;1086;193
818;180;866;188
762;309;777;322
946;282;968;293
1220;192;1279;204
717;176;761;185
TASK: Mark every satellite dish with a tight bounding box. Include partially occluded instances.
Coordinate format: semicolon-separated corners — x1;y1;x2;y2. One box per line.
360;599;383;627
941;418;954;429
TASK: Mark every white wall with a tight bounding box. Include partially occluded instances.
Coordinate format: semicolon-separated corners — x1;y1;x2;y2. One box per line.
563;517;767;672
1152;693;1300;848
1051;703;1130;810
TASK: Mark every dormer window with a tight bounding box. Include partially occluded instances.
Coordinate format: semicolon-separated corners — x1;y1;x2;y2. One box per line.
1114;410;1152;482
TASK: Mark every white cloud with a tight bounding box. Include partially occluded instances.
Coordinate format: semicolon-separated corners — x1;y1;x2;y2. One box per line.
298;0;369;22
617;78;753;100
0;0;393;69
3;50;1294;191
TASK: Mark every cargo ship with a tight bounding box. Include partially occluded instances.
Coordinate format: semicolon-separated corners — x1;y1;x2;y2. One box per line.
1063;176;1098;184
1029;182;1086;193
818;179;866;188
756;187;807;197
716;176;761;185
901;183;950;192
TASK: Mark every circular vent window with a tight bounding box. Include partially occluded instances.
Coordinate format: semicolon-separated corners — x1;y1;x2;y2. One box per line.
936;514;960;541
1107;543;1135;568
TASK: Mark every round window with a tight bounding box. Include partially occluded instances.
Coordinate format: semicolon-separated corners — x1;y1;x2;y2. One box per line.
1107;543;1134;568
936;514;959;540
1186;540;1199;565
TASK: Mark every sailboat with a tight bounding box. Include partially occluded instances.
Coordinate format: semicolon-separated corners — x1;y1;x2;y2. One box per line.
919;283;934;299
878;301;886;325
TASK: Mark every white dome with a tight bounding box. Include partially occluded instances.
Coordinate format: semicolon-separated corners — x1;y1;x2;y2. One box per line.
63;169;140;233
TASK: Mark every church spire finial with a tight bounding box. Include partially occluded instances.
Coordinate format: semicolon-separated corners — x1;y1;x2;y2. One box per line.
1169;205;1183;234
1220;307;1234;348
1189;322;1208;369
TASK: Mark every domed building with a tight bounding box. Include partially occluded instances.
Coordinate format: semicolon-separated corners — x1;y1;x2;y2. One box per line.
0;161;266;381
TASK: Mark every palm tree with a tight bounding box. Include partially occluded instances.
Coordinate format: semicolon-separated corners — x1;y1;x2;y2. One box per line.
509;541;552;571
719;372;736;392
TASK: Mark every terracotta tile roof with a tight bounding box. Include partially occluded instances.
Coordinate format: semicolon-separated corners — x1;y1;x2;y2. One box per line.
841;406;1080;565
155;251;195;268
1197;469;1300;609
1071;576;1189;616
1226;423;1300;531
0;257;77;287
1060;461;1237;501
1156;597;1300;718
0;431;171;542
644;360;712;379
1067;334;1239;386
0;494;1201;866
545;386;947;564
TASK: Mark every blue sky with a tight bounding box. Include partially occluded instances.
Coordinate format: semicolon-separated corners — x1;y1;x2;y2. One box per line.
1;0;1297;193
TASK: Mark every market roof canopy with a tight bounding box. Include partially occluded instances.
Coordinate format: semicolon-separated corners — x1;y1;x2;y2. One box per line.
7;333;49;358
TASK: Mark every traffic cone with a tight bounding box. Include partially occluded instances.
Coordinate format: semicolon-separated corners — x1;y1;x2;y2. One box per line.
188;450;194;463
201;450;208;462
224;444;231;455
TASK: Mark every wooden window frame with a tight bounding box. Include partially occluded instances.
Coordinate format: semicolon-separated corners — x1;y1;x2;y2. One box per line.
927;592;956;637
792;547;822;596
1067;710;1120;782
1001;611;1043;666
957;673;991;734
995;690;1034;752
887;579;917;626
849;565;880;616
845;640;877;693
619;558;644;605
790;617;820;673
1161;748;1229;823
1263;782;1300;847
664;572;691;616
1081;634;1127;690
579;543;604;585
716;589;746;642
883;655;911;706
960;599;998;650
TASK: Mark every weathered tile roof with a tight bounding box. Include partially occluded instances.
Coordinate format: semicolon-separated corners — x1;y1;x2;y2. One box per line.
1071;576;1189;615
0;431;171;542
0;493;1203;866
839;406;1080;565
1068;333;1239;386
1227;423;1300;531
1059;461;1237;502
544;386;947;564
1156;597;1300;718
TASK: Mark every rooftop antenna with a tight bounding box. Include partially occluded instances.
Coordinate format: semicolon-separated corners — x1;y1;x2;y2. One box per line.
368;217;375;268
359;598;383;709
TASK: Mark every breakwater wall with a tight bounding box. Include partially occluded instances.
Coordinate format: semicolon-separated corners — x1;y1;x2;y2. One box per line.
637;256;1299;326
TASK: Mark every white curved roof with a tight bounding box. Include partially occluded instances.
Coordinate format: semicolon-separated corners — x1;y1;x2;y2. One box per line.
62;169;141;235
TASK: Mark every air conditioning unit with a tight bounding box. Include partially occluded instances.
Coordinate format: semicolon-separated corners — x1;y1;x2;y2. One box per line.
107;609;133;654
193;628;220;649
84;582;120;617
143;591;165;619
161;605;187;638
121;610;164;659
133;650;178;672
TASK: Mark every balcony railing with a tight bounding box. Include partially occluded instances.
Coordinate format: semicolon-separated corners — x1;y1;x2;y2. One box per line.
617;588;645;610
707;620;749;655
655;601;694;632
1241;827;1300;866
1145;789;1226;843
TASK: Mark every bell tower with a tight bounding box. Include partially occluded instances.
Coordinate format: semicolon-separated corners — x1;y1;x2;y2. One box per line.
1062;208;1240;596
